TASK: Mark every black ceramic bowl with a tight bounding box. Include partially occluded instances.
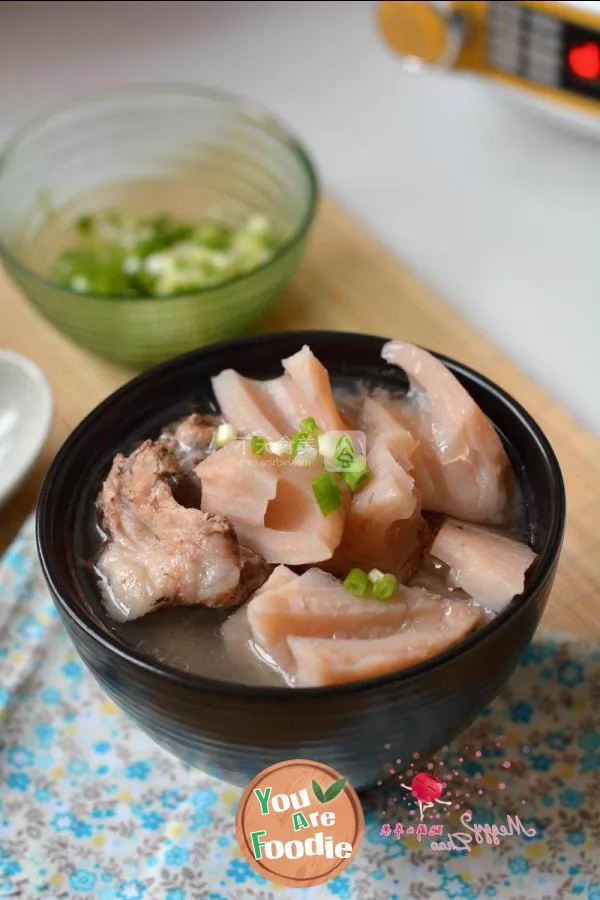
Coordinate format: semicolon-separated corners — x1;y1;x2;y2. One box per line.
37;332;565;790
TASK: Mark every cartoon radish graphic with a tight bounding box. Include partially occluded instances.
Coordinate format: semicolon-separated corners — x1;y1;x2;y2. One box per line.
401;772;451;821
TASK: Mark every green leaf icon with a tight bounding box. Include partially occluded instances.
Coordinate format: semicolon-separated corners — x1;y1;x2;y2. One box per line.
323;777;347;803
334;434;355;470
312;780;325;803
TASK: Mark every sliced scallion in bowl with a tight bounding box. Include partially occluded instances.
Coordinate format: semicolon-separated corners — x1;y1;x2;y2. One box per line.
51;210;280;298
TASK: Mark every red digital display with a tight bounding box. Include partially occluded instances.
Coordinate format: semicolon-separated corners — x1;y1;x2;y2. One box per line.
568;42;600;81
563;22;600;98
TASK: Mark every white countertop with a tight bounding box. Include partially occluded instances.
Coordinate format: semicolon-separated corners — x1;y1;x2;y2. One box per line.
2;0;600;434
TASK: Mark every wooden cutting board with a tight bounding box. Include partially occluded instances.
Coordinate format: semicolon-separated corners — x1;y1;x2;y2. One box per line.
1;197;596;639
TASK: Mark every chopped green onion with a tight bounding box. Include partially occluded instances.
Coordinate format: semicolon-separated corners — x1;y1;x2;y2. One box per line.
344;568;369;597
76;214;94;236
51;210;280;297
368;568;385;585
195;221;233;251
342;463;371;491
312;474;343;516
372;573;398;601
299;417;323;435
215;423;237;448
250;435;268;455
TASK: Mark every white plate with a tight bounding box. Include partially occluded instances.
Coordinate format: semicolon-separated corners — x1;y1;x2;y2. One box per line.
0;351;53;506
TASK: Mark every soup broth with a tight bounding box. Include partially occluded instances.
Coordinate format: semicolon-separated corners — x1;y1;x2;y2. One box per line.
88;368;533;688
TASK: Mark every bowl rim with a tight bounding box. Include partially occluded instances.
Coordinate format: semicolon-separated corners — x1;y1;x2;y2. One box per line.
0;83;319;302
36;330;566;700
0;350;54;506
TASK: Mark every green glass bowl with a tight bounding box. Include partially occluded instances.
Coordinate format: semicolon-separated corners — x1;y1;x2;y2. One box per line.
0;87;318;368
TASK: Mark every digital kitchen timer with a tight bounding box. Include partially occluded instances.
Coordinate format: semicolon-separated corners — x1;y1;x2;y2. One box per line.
379;1;600;115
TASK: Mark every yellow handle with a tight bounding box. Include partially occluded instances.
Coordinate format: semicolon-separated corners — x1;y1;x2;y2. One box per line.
377;1;493;72
378;0;600;119
378;1;450;65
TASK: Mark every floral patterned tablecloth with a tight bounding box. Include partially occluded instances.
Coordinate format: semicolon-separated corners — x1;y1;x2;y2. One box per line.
0;517;596;900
